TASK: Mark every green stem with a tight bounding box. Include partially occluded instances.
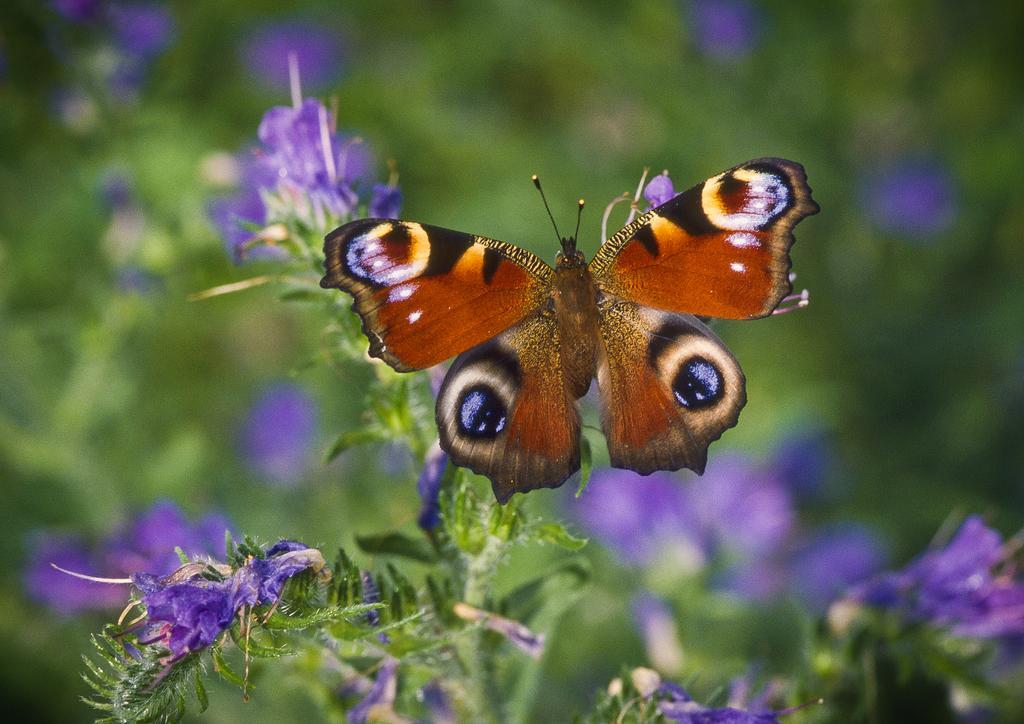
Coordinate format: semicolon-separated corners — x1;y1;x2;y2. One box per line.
458;532;506;724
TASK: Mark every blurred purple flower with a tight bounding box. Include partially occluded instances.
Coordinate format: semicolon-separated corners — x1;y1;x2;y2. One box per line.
574;455;793;582
24;534;127;614
25;501;233;614
453;602;545;659
242;20;345;91
691;455;794;559
861;160;958;238
210;97;384;260
573;469;706;569
106;500;231;577
108;2;174;59
644;172;676;209
417;441;448;531
771;428;833;499
632;593;684;675
420;680;456;724
349;657;399;724
788;525;887;613
369;183;403;219
848;516;1024;641
690;0;761;61
623;673;783;722
51;0;101;22
239;382;318;485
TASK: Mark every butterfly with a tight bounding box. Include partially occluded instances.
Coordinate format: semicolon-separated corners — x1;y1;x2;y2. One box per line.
321;158;819;503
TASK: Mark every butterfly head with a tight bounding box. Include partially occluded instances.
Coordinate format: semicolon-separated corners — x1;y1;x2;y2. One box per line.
532;174;586;267
556;234;585;268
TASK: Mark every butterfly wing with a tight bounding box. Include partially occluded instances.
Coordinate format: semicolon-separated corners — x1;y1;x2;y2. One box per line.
436;310;580;503
589;158;819;319
597;302;745;474
321;219;553;371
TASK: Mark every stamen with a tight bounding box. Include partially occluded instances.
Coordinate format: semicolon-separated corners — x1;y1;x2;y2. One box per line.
49;563;132;584
601;192;631;241
318;104;337;182
287;52;302;110
771;288;810;316
337;136;364;183
624;167;650;226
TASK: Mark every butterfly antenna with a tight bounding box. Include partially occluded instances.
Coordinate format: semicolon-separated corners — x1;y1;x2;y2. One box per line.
531;174;562;241
573;198;584;241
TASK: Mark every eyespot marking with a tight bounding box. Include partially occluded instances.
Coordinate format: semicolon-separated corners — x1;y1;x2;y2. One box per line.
457;385;507;439
727;231;761;248
672;357;723;409
702;167;792;231
344;222;430;286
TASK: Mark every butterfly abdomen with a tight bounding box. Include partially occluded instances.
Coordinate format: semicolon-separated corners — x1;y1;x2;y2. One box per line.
552;264;602;399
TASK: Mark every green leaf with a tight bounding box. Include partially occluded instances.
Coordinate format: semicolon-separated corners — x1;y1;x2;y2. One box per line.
211;648;246;688
575;433;593;497
194;676;209;713
533;522;588;551
263;602;384;630
355;532;438;563
324;428;388;462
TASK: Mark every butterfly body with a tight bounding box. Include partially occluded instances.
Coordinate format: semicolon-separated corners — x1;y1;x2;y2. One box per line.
322;158;819;502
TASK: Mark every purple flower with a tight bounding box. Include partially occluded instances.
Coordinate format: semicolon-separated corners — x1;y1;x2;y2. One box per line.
369;183;403;219
691;455;794;560
241;20;345;91
210;97;385;259
132;540;324;660
614;671;784;723
349;657;399;724
417;441;449;531
644;172;677;208
848;516;1024;641
248;540;325;604
860;160;958;238
239;382;318;485
24;534;127;614
690;0;761;61
420;680;456;724
632;594;684;675
51;0;101;22
573;469;706;569
25;501;232;614
137;576;247;659
453;602;545;659
105;500;231;578
771;428;833;499
108;2;174;59
788;525;886;613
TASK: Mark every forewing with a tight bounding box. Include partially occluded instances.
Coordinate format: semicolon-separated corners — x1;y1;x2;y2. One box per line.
321;218;553;371
597;302;746;475
589;158;819;319
436;311;580;503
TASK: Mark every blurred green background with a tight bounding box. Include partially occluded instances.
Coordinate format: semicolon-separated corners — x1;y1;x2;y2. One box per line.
1;0;1022;720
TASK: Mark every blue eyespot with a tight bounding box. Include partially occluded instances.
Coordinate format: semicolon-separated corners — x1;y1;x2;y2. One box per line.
672;357;723;409
457;385;507;438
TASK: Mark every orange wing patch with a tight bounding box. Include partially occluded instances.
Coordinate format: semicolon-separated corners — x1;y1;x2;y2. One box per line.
322;219;553;371
590;158;818;319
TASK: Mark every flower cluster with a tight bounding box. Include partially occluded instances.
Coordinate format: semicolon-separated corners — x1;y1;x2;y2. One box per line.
844;515;1024;642
238;382;319;485
130;540;326;662
50;0;175;103
210;95;401;262
605;667;791;723
573;451;886;612
25;500;232;614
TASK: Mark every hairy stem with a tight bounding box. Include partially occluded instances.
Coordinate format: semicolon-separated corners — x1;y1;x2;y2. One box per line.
458;531;506;724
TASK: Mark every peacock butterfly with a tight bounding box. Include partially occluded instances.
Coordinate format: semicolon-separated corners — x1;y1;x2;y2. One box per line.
320;158;819;502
